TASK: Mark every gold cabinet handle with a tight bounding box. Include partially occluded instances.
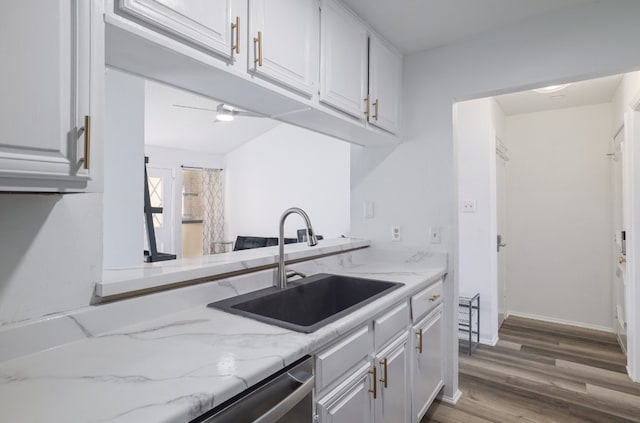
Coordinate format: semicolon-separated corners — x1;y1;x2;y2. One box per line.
254;31;262;66
619;256;626;264
379;358;388;388
416;328;423;354
368;366;377;399
429;294;441;302
231;16;240;54
372;99;379;120
82;115;91;170
364;95;370;117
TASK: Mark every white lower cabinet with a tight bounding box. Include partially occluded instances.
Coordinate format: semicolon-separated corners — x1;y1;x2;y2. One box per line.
316;361;374;423
315;282;444;423
412;304;444;422
374;333;408;423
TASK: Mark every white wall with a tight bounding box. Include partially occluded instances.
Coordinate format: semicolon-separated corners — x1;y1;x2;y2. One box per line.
454;97;505;344
225;124;350;242
145;145;225;170
103;69;145;269
455;97;500;344
505;103;613;330
352;0;640;395
613;72;640;129
0;194;102;325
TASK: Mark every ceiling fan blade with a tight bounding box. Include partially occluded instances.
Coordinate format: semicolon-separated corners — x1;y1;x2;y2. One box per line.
174;103;267;119
232;110;266;118
173;104;218;112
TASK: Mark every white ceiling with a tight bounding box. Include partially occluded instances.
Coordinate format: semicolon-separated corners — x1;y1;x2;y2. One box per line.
494;74;622;116
341;0;599;54
144;80;280;155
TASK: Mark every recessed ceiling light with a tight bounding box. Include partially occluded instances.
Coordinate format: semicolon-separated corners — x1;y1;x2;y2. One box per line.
532;84;570;94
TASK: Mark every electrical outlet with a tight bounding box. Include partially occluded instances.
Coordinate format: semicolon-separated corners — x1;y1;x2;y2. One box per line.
429;226;441;244
391;225;402;241
461;200;477;213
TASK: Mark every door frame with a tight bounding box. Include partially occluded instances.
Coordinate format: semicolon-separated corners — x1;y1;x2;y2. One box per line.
626;95;640;382
146;165;176;255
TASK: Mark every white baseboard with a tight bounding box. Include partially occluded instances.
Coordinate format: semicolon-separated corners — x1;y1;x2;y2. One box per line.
626;365;638;383
480;335;499;346
440;389;462;405
507;311;614;333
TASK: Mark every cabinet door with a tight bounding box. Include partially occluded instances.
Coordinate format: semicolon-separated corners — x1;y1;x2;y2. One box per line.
248;0;318;96
115;0;237;59
375;333;408;423
317;362;374;423
319;0;368;119
0;0;92;190
369;33;402;134
412;305;444;422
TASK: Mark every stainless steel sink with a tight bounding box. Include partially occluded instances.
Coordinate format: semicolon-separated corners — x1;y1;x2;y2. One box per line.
208;273;403;333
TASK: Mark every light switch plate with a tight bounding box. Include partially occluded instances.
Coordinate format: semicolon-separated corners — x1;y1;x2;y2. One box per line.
364;201;374;219
429;226;441;244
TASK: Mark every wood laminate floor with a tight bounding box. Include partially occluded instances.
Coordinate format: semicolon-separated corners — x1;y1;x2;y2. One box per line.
422;316;640;423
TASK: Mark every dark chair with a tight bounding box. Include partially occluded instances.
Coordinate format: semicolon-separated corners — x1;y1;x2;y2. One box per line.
233;236;298;251
233;236;268;251
265;237;298;247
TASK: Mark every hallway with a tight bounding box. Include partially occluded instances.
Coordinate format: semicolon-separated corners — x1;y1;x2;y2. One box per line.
423;316;640;422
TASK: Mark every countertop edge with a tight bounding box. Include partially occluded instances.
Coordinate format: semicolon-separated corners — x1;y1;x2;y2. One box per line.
98;239;370;298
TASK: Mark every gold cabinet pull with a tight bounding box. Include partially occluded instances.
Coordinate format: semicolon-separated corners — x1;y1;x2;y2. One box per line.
416;328;423;354
364;95;370;117
372;99;379;120
379;358;388;388
619;256;626;264
368;366;377;399
429;294;441;302
231;16;240;54
82;115;91;170
254;31;263;66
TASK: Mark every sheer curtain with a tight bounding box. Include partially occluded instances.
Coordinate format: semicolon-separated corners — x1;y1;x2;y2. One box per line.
202;168;225;254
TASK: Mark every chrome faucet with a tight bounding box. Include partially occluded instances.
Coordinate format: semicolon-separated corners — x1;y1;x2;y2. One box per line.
276;207;318;289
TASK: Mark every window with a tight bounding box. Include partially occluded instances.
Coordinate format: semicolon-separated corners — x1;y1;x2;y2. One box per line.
182;169;203;222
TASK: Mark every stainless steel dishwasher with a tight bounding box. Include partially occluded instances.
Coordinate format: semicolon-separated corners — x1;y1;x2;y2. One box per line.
190;356;314;423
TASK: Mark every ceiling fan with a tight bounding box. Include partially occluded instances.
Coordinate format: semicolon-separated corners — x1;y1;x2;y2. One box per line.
172;103;265;122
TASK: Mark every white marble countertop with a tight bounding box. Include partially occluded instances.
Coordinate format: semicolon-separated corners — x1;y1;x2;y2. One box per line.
0;253;446;423
99;238;370;299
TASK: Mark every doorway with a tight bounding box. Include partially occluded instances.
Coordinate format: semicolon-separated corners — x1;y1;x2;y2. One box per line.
145;166;176;255
492;84;616;333
455;72;639;366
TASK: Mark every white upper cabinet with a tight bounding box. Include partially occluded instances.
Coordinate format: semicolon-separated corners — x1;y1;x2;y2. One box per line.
0;0;94;191
248;0;318;96
319;0;368;119
369;33;402;134
115;0;238;60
